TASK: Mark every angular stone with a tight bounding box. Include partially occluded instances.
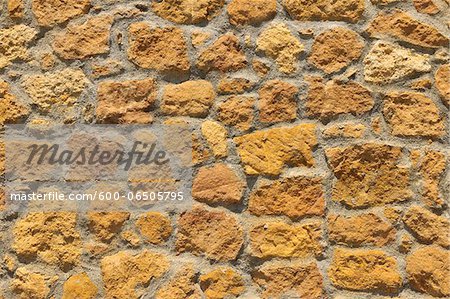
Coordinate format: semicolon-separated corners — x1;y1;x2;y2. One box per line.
419;151;447;208
13;212;81;270
192;163;244;205
197;34;247;73
259;80;298;123
328;249;402;292
53;15;113;60
217;77;255;95
96;78;157;124
383;92;445;138
328;213;396;246
367;10;448;48
128;23;190;73
217;96;255;131
152;0;225;24
21;68;88;113
249;176;325;219
101;250;169;299
410;78;432;91
8;0;24;18
11;268;56;299
199;267;245;299
435;64;449;106
227;0;276;25
234;124;317;175
249;221;323;259
155;265;201;299
32;0;90;27
305;76;373;120
0;25;37;69
370;0;400;5
323;123;366;139
121;230;141;247
399;234;414;254
406;246;450;297
309;27;364;74
88;212;130;242
176;207;244;261
257;23;304;74
161;80;215;117
191;31;212;47
0;80;29;125
90;59;124;79
62;273;98;299
326;143;412;208
364;41;431;85
201;120;228;158
403;205;449;248
252;59;270;77
253;262;324;299
136;212;172;244
413;0;440;14
283;0;364;23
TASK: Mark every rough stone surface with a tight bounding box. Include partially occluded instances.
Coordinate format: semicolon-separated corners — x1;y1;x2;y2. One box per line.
383;92;445;138
367;10;448;48
419;151;447;208
11;267;56;299
201;120;228;158
413;0;440;14
283;0;365;23
257;23;304;74
249;176;325;219
234;124;317;175
0;80;29;125
309;28;364;74
216;96;255;131
0;25;36;69
152;0;225;24
217;77;254;95
326;143;412;208
328;249;402;292
62;273;98;299
323;123;366;138
176;207;244;261
31;0;90;27
155;265;201;299
192;163;244;205
258;80;298;123
96;78;157;124
305;76;374;120
88;212;130;242
199;267;245;299
227;0;276;26
406;246;450;297
136;212;172;244
364;41;431;84
435;64;449;106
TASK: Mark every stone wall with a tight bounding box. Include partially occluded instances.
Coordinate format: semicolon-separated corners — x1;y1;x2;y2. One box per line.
0;0;449;298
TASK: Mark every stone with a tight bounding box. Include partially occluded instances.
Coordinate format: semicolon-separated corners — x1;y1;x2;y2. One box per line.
217;96;255;131
328;213;396;246
366;10;448;48
227;0;276;26
326;143;412;208
217;78;255;95
252;59;271;77
13;212;81;270
136;212;172;244
257;23;304;74
413;0;440;14
323;123;366;138
201;120;228;158
101;250;169;299
8;0;24;18
410;78;432;90
191;31;212;47
371;0;400;5
249;221;323;259
91;59;124;79
283;0;365;23
11;268;56;299
199;267;245;299
21;68;88;114
364;41;431;85
128;23;190;73
403;205;449;248
435;64;449;106
192;163;244;205
197;34;247;73
121;230;141;247
253;262;324;299
152;0;225;24
308;27;364;74
234;124;317;175
96;78;157;124
161;80;215;117
406;246;450;297
305;76;373;120
259;80;298;123
0;25;37;69
0;80;29;125
399;234;414;253
53;15;113;60
176;207;244;261
62;273;98;299
419;151;447;208
155;265;201;299
88;212;130;242
249;176;325;219
383;92;445;138
31;0;90;27
328;249;402;292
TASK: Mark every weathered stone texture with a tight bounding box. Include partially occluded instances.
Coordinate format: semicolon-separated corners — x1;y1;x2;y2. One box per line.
259;80;298;123
0;80;29;125
136;212;172;244
217;96;255;131
227;0;276;26
62;273;98;299
435;64;450;106
0;25;36;69
152;0;225;24
32;0;90;27
199;268;245;299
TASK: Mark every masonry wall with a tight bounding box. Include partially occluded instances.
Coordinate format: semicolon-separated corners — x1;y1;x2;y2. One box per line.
0;0;449;298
